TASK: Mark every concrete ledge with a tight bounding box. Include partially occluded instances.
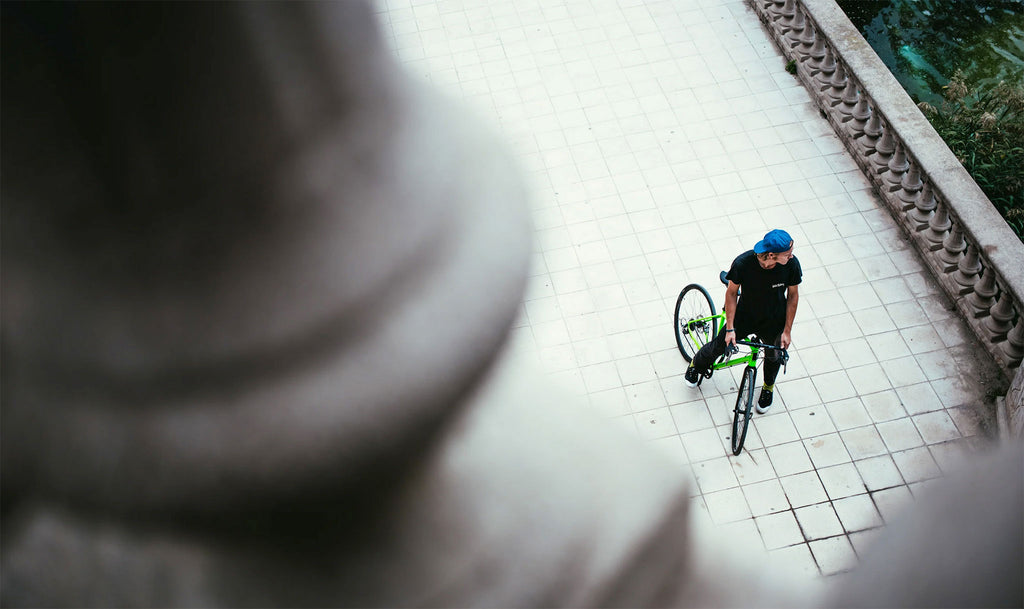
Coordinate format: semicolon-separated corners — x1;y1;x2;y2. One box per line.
1006;367;1024;439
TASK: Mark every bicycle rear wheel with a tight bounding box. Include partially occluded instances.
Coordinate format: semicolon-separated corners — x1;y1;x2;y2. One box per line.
731;366;756;455
673;284;717;362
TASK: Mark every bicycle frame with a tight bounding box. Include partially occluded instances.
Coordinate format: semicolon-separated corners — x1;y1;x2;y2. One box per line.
712;339;778;372
684;311;786;375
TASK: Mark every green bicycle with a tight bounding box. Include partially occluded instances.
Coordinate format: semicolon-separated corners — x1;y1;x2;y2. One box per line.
673;282;789;456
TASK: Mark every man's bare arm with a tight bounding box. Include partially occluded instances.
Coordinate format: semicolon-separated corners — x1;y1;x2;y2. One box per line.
724;281;740;346
781;284;799;348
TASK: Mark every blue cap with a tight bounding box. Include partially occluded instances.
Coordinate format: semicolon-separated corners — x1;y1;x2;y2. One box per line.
754;229;793;254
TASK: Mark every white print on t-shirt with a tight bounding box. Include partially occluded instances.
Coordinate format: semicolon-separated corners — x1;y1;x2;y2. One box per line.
772;283;785;289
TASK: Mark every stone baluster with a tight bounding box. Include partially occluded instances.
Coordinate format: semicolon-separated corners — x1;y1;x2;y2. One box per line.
951;244;982;294
811;45;837;85
924;203;951;250
983;289;1017;342
783;8;807;47
897;165;924;211
825;62;849;106
900;160;924;195
776;0;796;20
795;19;817;60
777;0;802;35
884;143;910;190
766;0;788;20
1001;315;1024;366
871;124;896;173
805;34;828;72
906;180;935;229
836;78;861;122
847;94;870;132
855;109;882;155
938;223;966;271
966;267;999;317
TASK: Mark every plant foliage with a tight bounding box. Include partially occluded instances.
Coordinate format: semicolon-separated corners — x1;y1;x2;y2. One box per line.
919;73;1024;241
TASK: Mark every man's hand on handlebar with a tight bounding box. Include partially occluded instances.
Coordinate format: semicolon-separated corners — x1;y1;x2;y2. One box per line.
724;327;737;349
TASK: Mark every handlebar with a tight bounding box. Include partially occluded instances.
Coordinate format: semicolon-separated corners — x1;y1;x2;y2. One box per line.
726;340;790;365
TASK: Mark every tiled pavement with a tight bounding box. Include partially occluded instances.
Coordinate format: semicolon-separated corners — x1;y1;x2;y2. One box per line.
375;0;999;577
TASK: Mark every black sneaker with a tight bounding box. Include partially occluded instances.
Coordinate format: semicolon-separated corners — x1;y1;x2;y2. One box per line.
756;387;774;414
684;365;701;388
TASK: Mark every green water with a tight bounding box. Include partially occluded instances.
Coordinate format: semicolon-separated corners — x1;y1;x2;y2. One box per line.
837;0;1024;104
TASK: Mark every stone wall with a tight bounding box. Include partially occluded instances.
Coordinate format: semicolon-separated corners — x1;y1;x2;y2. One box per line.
745;0;1024;437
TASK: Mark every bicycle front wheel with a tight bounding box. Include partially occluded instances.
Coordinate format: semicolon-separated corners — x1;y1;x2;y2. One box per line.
674;283;717;362
731;366;756;455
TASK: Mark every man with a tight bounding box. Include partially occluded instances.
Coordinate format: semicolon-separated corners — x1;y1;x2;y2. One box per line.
684;229;801;413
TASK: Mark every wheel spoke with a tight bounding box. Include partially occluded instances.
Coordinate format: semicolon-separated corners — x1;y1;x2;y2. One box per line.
731;367;755;455
673;284;717;363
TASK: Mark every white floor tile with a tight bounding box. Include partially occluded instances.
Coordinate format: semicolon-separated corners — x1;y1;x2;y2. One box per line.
812;370;858;402
836;424;886;459
928;439;972;474
891;446;942;484
833;494;884;532
818;463;866;499
871;485;915;524
743;478;791;516
781;471;829;508
848;526;884;559
804;433;853;469
861;390;908;423
647;435;691;468
704;487;752;524
778;377;823;410
634;407;678;441
589;387;631;418
795;502;845;541
877;418;925;452
882;355;929;388
730;448;779;485
947;405;985;438
756;412;802;446
855;455;906;492
792;406;839;438
693;456;741;493
826;398;873;431
681;427;728;463
912;410;962;444
718;517;766;551
756;510;805;550
895;382;944;415
809;536;858;575
580;361;623;393
769;542;821;577
833;337;877;368
930;377;977;409
845;363;894;395
669;400;716;433
767;441;815;476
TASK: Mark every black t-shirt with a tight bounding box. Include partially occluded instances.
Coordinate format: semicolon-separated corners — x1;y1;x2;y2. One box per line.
725;249;802;333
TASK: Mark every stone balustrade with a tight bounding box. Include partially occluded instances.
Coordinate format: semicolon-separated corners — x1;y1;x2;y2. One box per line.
747;0;1024;434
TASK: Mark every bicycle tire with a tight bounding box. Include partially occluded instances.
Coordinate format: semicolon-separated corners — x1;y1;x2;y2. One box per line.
673;283;717;362
731;366;756;455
